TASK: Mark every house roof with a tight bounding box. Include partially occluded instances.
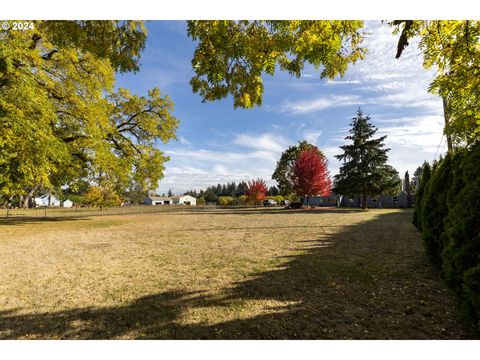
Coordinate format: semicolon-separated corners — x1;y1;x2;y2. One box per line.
171;195;196;200
148;196;172;201
37;194;60;201
147;195;196;201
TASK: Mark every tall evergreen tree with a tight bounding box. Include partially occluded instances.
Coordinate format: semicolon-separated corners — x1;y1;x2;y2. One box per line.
227;182;237;197
333;109;401;209
236;182;248;196
267;186;280;196
413;162;432;230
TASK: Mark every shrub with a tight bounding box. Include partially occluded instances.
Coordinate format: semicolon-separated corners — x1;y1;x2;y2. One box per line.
420;154;455;268
275;195;285;204
231;195;246;206
441;143;480;332
217;196;234;206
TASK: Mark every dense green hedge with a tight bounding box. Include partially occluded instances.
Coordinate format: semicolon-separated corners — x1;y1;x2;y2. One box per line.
420;154;456;267
415;142;480;333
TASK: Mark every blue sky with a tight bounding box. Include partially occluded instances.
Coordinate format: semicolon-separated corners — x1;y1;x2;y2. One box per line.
116;21;446;194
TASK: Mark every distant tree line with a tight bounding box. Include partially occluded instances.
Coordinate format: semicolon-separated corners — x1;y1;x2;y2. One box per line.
183;181;284;206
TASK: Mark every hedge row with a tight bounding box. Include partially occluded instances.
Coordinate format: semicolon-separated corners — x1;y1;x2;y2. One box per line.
414;142;480;334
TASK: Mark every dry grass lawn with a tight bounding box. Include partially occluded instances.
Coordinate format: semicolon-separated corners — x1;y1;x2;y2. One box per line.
0;207;470;339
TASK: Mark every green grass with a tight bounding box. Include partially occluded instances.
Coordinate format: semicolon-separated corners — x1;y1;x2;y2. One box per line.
0;207;471;339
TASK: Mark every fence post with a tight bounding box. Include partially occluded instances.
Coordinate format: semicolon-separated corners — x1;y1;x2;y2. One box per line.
44;206;47;219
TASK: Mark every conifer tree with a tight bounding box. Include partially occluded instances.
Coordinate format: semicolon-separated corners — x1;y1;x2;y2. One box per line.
333;109;401;209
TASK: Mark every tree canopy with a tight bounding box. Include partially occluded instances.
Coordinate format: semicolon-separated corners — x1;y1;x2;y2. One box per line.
187;20;366;108
292;147;332;200
245;178;268;204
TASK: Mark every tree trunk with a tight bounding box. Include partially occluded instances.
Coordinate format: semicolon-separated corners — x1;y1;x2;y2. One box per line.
21;185;40;208
362;192;367;210
18;194;24;208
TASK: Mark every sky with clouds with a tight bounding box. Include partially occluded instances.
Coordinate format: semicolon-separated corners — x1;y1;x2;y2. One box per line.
116;21;447;194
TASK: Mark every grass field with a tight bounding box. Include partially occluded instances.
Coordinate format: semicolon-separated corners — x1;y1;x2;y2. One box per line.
0;207;470;339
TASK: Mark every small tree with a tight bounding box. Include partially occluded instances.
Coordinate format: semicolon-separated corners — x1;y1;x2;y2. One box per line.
204;189;218;203
84;186;122;208
267;186;280;196
293;148;332;206
333;109;401;209
246;179;268;205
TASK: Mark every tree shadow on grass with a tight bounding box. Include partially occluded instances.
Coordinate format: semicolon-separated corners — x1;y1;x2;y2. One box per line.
0;216;89;226
197;210;470;339
0;211;472;339
0;291;210;339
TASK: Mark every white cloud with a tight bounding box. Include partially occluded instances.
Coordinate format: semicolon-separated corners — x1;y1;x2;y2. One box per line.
212;164;230;175
377;115;445;153
178;136;191;145
280;95;362;114
233;133;288;153
326;79;362;85
166;148;278;164
370;88;442;112
303;130;323;145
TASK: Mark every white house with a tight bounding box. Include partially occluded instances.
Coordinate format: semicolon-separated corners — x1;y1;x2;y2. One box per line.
144;195;196;206
33;194;61;207
171;195;196;206
144;196;173;205
62;199;73;208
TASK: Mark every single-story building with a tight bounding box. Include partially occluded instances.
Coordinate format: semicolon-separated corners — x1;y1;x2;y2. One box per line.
144;196;173;205
170;195;197;206
33;194;61;207
144;195;197;206
304;195;337;207
303;192;414;208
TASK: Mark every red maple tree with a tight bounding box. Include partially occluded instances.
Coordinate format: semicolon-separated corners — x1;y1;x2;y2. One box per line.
293;148;332;203
246;178;268;205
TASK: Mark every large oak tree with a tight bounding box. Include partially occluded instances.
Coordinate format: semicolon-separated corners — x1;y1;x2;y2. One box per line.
0;21;178;206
